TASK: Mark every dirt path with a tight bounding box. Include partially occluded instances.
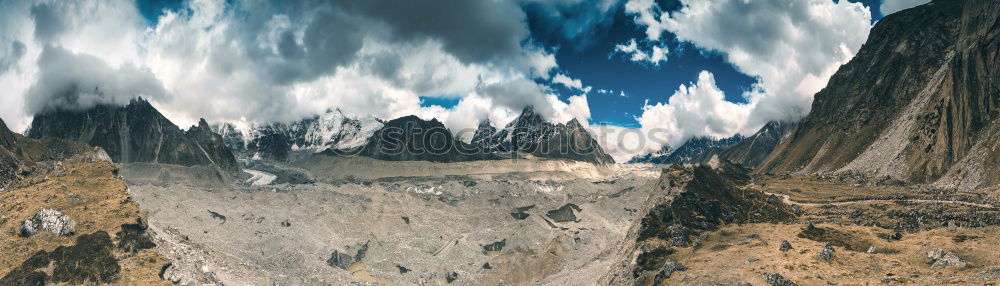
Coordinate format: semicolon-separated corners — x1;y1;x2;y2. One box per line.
764;191;997;209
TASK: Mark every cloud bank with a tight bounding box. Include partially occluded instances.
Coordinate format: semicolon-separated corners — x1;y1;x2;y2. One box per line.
0;0;595;137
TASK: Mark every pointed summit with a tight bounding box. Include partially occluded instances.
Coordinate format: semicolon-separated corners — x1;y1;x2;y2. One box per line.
29;100;241;172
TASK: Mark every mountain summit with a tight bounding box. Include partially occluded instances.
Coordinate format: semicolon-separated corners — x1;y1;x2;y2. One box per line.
760;0;1000;189
471;106;615;164
27;98;240;172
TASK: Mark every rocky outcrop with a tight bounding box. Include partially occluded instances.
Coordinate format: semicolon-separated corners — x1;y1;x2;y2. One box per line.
0;118;93;188
602;159;795;285
712;121;797;168
472;106;615;164
760;0;1000;189
19;209;76;237
185;119;241;173
28;98;240;172
1;148;168;285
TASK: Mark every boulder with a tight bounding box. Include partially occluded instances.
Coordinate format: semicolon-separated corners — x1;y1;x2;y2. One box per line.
19;209;75;237
763;272;798;286
931;252;967;268
779;240;793;252
818;244;836;261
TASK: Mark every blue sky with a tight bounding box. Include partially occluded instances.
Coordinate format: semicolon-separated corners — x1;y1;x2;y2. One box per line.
0;0;923;161
531;0;885;127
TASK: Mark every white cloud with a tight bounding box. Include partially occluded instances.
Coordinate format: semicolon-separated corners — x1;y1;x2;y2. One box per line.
0;0;594;136
0;0;150;131
614;38;668;65
880;0;929;16
623;0;872;155
636;71;750;152
587;124;647;163
552;73;590;92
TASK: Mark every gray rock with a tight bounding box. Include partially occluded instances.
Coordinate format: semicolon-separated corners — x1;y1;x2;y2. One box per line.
326;241;369;270
763;272;797;286
654;260;686;281
779;240;793;252
818;244;836;261
926;248;944;260
546;203;582;223
18;220;36;237
19;209;75;237
932;252;967;268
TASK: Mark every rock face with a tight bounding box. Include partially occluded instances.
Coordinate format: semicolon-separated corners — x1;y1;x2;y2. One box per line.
602;159;795;285
760;0;1000;189
215;109;383;161
472;106;615;164
28;98;240;172
342;115;498;163
628;135;743;165
711;121;797;168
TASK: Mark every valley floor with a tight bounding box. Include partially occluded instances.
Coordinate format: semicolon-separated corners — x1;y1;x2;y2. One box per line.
111;158;1000;285
125;159;660;285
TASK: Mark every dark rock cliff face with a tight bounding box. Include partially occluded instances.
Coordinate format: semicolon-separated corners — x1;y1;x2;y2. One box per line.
27;98;240;172
602;160;795;285
710;121;797;168
760;0;1000;189
184;119;241;172
471;106;616;164
346;115;498;163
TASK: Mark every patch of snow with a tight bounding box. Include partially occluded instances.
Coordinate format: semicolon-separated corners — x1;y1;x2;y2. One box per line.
244;169;277;186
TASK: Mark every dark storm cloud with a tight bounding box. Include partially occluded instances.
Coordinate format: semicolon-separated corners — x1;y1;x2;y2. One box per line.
520;0;623;50
337;0;529;64
25;45;166;113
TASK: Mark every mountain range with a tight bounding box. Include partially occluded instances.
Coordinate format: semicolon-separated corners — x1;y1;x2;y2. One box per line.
214;109;383;162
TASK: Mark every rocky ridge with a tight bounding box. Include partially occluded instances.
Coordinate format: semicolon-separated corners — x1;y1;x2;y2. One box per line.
28;98;241;173
215;109;383;162
602;159;795;285
760;0;1000;189
628;134;744;165
471;106;615;164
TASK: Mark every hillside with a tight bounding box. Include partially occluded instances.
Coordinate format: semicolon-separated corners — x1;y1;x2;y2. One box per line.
760;0;999;189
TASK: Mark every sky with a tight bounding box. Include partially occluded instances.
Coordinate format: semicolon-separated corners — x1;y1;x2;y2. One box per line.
0;0;930;162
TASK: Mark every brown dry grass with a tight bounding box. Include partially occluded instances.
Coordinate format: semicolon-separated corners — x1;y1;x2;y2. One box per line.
0;160;169;285
665;223;999;285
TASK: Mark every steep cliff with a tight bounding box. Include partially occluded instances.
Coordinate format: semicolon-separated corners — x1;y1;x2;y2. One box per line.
711;121;797;168
27;98;240;172
760;0;1000;189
